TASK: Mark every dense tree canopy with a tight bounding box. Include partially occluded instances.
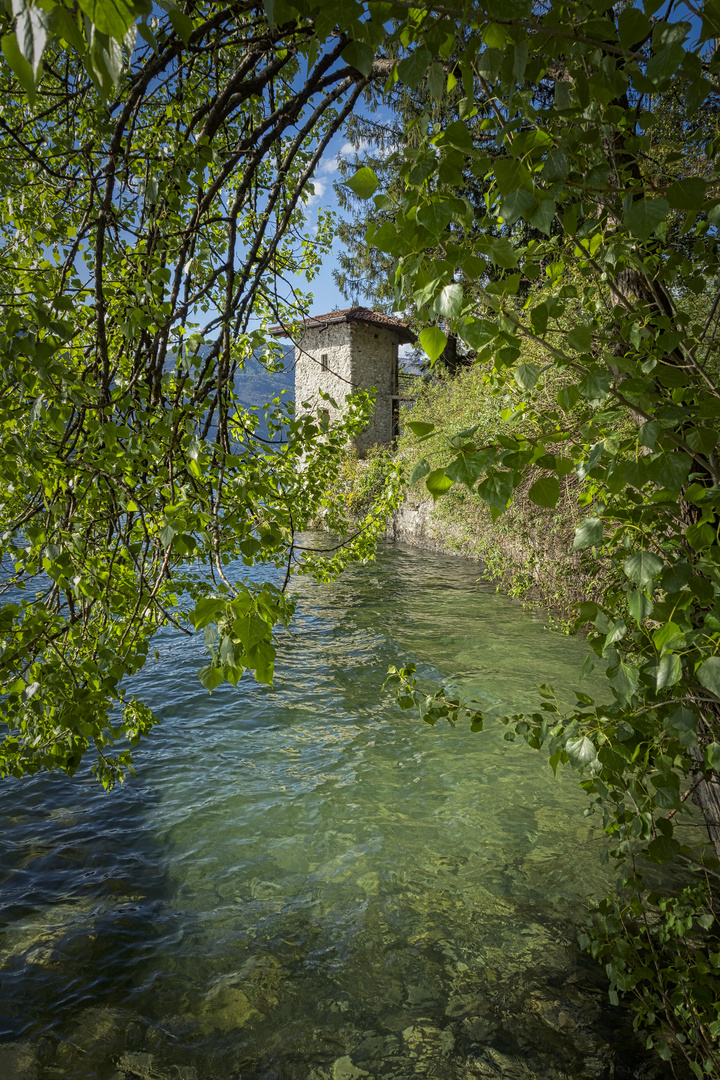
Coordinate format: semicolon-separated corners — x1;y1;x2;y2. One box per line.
363;1;720;1071
0;0;401;788
4;0;720;1072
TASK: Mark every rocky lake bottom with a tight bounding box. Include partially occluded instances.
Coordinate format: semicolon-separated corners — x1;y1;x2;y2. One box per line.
0;545;679;1080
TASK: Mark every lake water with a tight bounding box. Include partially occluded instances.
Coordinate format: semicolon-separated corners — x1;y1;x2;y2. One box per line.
0;543;672;1080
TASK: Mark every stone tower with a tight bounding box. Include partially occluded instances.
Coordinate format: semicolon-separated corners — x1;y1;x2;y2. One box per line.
270;307;415;453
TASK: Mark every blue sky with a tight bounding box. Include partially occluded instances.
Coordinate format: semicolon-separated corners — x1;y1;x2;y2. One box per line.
293;125;386;314
300;130;350;312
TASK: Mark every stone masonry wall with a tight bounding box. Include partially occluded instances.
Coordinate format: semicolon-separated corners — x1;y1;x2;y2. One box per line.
348;322;397;452
294;321;398;451
294;324;353;425
385;492;478;557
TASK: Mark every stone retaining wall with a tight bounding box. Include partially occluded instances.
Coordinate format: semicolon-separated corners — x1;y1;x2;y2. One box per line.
384;493;484;562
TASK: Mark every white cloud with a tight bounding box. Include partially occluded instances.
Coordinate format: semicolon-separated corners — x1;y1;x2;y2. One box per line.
339;138;374;158
318;156;339;176
338;138;398;162
305;178;326;207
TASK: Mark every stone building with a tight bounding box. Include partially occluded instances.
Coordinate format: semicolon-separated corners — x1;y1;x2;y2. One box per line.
269;307;415;453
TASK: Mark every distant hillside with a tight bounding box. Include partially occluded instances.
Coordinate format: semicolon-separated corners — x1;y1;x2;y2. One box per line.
233;345;295;410
231;345;294;441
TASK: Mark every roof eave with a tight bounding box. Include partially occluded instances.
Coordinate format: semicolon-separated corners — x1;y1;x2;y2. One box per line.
268;312;416;344
267;316;346;336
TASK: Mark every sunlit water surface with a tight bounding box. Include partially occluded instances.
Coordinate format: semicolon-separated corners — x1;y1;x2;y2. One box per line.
0;544;673;1080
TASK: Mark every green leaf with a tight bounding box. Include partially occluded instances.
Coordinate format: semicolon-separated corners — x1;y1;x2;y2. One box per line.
698;656;720;698
500;188;533;225
628;590;653;622
445;452;487;490
85;30;123;95
477;470;514;511
566;736;598;768
249;640;275;685
687;520;715;550
646;42;685;85
406;420;435;438
647;452;691;490
443;120;473;152
165;6;193;44
514;362;540;391
638;420;659;448
371;221;403;255
623;550;663;586
685;426;718;454
567;325;592;353
623;197;669;241
418;326;447;362
610;660;640;703
341;39;374;76
159;522;177;547
580;654;595;679
701;0;720;41
528;475;559;508
489;237;518;268
198;664;224;692
527;197;555;235
425;467;453;500
427;61;444;99
460;316;496;350
434;283;463;319
618;7;651;47
578;368;611;404
530;303;548;335
543;148;568;183
397;48;431;90
192;597;226;629
48;4;86;50
2;31;36;100
234;612;269;653
476;47;502;80
417;199;454;234
494;158;533;195
655;652;682;691
646;834;680;862
409;458;430;486
666;177;707;211
705;743;720;771
573;518;603;550
345;166;379;199
665;706;698;746
557;385;580;412
13;0;48;74
77;0;138;39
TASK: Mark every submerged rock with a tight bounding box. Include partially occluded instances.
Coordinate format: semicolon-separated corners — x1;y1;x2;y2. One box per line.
72;1005;129;1053
351;1033;400;1062
196;983;259;1033
402;1022;456;1079
463;1046;544;1079
189;949;286;1034
332;1055;370;1080
116;1051;160;1079
0;1042;38;1080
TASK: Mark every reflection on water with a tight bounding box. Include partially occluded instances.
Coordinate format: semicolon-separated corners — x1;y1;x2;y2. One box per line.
0;544;672;1079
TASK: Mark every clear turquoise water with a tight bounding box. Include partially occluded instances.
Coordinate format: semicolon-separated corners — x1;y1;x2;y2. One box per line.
0;544;671;1080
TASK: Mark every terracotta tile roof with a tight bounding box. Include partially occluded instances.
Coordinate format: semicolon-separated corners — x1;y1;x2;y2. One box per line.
269;307;415;344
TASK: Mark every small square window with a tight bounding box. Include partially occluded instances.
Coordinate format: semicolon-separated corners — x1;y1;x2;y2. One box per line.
321;353;328;370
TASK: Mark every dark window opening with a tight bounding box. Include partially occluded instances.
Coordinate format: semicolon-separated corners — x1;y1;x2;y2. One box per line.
321;353;328;370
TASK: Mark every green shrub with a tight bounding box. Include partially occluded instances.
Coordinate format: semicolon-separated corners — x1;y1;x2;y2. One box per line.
396;366;606;621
